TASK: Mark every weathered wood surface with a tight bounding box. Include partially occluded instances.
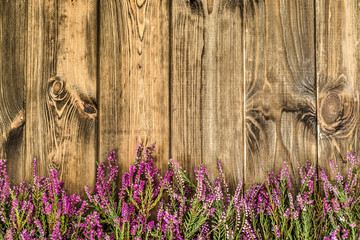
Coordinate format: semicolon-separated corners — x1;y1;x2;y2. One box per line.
244;0;316;187
317;0;360;177
0;0;26;184
25;0;98;194
1;0;360;193
98;0;170;175
171;0;244;188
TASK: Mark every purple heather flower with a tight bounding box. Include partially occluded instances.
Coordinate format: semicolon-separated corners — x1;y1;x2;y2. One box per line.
273;224;281;238
332;198;340;214
330;225;340;240
20;230;31;240
349;222;356;228
50;221;61;240
341;228;349;239
148;221;155;231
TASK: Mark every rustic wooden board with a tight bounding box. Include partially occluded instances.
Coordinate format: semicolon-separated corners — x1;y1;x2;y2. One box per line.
171;0;244;188
98;0;170;174
25;0;98;194
316;0;360;177
244;0;316;187
0;0;26;184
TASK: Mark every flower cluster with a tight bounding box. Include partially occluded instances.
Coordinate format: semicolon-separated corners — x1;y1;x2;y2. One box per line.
1;146;360;239
0;158;87;239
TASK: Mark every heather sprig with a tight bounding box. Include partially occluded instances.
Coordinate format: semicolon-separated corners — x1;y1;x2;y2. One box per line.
85;143;170;240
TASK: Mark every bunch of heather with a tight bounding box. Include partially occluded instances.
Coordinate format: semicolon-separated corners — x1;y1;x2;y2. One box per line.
232;160;318;240
3;143;360;239
157;158;238;240
0;158;87;239
152;158;192;239
291;161;318;239
238;162;293;239
319;152;360;239
85;143;171;239
0;159;11;237
208;160;242;240
182;163;221;239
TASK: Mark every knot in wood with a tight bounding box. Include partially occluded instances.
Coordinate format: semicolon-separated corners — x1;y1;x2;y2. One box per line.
136;0;146;8
10;109;25;130
321;93;342;124
77;100;97;119
83;102;97;114
53;81;62;95
48;77;66;101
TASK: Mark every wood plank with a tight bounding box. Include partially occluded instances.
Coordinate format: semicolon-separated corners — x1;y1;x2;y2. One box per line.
316;0;360;177
244;0;316;187
25;0;98;194
0;0;26;184
171;0;244;188
98;0;170;174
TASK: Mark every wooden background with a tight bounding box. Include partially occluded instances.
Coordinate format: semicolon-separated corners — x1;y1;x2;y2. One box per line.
0;0;359;194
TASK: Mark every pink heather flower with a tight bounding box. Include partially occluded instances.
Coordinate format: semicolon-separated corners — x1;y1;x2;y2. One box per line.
34;219;45;238
332;199;340;214
148;221;155;231
349;222;356;228
288;192;295;209
324;199;332;213
347;152;359;167
284;208;291;219
130;224;138;235
292;209;299;220
113;218;121;227
341;229;349;239
280;161;292;189
217;160;230;201
243;219;256;239
329;159;343;186
20;230;31;240
50;221;61;240
273;224;281;238
5;229;13;239
330;225;340;240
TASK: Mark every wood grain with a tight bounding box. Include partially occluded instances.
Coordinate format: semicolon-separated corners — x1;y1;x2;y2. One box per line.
3;0;360;192
171;0;244;188
25;0;98;194
244;0;316;187
0;0;26;184
98;0;170;175
316;0;360;177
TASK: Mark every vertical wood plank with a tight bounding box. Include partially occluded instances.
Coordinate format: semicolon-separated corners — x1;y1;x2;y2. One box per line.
98;0;170;174
25;0;98;194
316;0;360;177
171;0;244;188
245;0;316;187
0;0;26;183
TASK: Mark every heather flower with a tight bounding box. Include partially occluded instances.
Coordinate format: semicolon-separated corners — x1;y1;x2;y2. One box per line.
273;224;281;238
341;228;349;239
